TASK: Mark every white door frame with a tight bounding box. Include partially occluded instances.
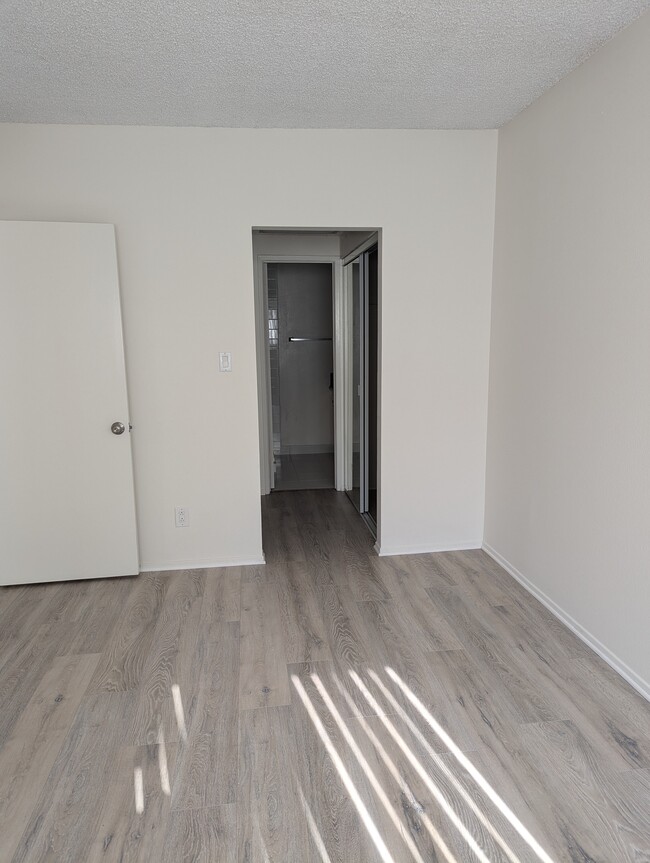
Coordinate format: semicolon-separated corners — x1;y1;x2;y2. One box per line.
254;254;345;494
342;232;379;496
343;260;354;492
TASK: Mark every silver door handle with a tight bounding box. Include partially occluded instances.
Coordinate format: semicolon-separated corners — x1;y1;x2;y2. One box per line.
111;421;126;435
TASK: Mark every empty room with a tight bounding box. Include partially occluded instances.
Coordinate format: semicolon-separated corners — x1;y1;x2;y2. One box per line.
0;1;649;861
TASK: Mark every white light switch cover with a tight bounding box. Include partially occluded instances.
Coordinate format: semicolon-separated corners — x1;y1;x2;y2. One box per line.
219;351;232;372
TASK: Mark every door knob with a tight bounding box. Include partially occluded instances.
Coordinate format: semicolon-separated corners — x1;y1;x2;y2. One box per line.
111;421;126;435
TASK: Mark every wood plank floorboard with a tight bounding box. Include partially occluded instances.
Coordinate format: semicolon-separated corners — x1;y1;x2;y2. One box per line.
0;489;649;862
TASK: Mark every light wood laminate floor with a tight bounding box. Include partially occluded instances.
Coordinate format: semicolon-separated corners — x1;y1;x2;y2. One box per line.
1;490;649;862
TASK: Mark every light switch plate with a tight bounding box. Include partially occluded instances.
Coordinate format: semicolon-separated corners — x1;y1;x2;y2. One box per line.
219;351;232;372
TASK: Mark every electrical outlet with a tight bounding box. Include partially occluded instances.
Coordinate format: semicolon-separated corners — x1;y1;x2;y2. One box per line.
175;506;188;528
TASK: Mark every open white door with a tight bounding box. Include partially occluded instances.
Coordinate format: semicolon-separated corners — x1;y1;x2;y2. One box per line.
0;221;139;585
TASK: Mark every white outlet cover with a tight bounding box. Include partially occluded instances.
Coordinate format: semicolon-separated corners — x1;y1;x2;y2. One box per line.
175;506;188;527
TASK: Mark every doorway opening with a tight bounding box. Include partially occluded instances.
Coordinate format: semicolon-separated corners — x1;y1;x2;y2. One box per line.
253;228;381;541
269;261;334;491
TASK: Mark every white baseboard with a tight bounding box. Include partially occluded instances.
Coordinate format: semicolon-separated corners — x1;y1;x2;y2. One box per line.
483;543;650;703
375;540;482;557
140;554;265;573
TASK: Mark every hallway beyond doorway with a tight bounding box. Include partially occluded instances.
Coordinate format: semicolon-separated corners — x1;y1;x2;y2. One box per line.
274;452;334;490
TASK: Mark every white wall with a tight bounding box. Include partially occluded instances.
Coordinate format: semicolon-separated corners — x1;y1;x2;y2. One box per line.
339;230;376;258
252;231;341;257
253;230;374;259
0;126;497;567
486;12;650;696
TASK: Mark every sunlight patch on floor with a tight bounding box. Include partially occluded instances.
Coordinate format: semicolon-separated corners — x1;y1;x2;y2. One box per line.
292;673;396;863
288;663;556;863
171;683;187;742
157;725;171;796
369;669;522;863
312;672;429;863
385;666;554;863
133;766;144;815
350;669;492;863
298;784;334;863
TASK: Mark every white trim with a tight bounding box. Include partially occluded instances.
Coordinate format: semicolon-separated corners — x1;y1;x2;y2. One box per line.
253;254;345;494
340;236;382;543
257;255;342;263
343;261;354;491
375;236;383;551
483;543;650;703
140;555;265;572
253;257;273;495
333;257;346;491
361;252;369;514
376;540;482;556
342;232;379;266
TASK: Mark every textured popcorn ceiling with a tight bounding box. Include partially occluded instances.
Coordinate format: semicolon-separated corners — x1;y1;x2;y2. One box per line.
0;1;648;128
